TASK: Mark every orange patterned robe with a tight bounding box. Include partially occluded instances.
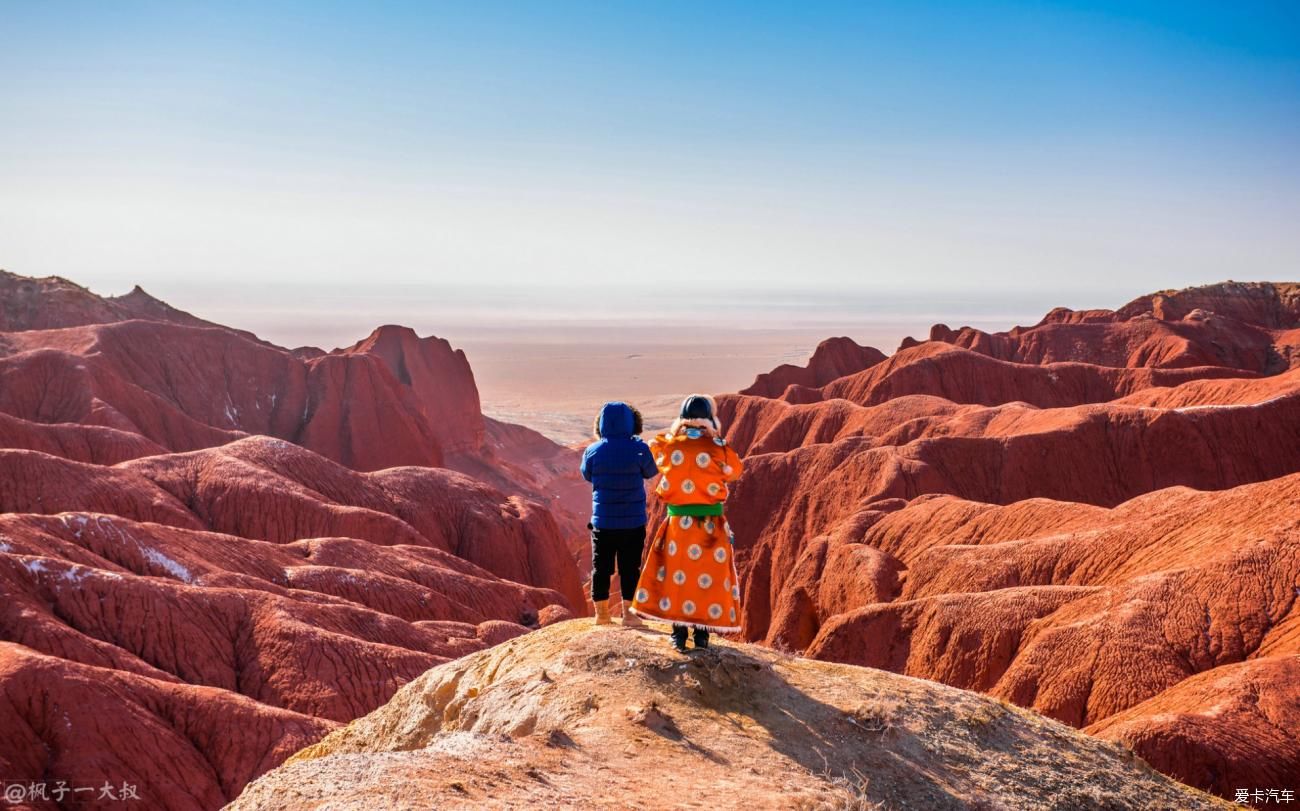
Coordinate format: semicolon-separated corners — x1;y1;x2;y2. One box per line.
631;425;744;632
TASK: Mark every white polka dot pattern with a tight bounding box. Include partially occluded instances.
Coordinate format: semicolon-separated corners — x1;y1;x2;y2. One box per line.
633;431;743;629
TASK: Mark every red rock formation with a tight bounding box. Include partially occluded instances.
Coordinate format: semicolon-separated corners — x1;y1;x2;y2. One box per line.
815;342;1256;409
741;337;887;397
226;621;1227;811
919;281;1297;374
0;269;250;336
0;410;165;464
1115;280;1300;329
7;272;1296;804
0;294;585;479
724;281;1300;801
0;642;335;811
0;269;592;541
0;441;580;806
798;476;1300;798
1086;656;1300;798
339;324;486;454
0;271;591;808
718;392;969;456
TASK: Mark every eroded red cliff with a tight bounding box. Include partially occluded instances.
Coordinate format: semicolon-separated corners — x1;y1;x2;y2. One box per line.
0;272;587;808
720;281;1300;800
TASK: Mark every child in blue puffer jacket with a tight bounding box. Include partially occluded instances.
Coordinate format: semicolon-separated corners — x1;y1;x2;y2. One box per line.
580;401;658;626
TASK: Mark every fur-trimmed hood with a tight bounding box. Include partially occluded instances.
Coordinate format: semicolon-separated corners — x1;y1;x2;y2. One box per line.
596;401;636;439
672;394;721;435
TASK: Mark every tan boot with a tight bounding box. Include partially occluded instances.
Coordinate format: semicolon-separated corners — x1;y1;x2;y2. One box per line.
594;599;611;625
621;607;645;628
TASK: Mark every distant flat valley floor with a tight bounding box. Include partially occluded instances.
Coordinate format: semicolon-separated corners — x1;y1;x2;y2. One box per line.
178;283;1051;446
459;322;951;445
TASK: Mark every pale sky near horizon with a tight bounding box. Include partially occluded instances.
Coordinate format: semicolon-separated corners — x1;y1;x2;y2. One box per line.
1;1;1298;334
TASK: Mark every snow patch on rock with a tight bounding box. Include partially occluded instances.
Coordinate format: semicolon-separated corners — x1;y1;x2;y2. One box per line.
142;548;194;583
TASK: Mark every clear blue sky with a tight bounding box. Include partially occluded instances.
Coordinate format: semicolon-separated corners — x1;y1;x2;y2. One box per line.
1;1;1297;319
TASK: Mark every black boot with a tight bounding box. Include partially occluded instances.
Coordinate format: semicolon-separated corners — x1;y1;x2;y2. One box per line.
693;627;710;650
671;624;689;653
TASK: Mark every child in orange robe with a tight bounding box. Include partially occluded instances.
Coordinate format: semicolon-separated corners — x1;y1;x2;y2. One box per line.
631;394;743;652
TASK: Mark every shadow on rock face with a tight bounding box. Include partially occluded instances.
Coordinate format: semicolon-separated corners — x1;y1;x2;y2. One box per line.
231;621;1233;811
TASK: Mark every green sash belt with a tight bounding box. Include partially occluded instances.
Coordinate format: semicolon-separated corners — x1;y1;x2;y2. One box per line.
666;503;724;517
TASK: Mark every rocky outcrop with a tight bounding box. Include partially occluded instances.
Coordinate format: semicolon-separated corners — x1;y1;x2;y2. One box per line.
816;342;1256;408
0;435;585;610
0;441;581;807
340;324;486;454
0;271;591;808
0;318;445;468
0;271;593;564
0;277;588;482
229;621;1228;810
920;281;1298;373
0;410;166;464
741;336;886;397
0;269;252;337
0;642;335;811
1114;280;1300;329
1086;656;1300;798
723;280;1300;802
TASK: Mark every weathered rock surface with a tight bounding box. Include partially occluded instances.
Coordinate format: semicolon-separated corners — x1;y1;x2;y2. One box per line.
1115;281;1300;330
338;324;486;455
1086;656;1300;798
724;280;1300;802
741;336;887;397
921;281;1299;373
0;269;255;338
230;621;1229;811
6;273;1296;807
816;342;1257;409
0;271;591;808
0;642;335;811
0;449;583;806
0;273;588;489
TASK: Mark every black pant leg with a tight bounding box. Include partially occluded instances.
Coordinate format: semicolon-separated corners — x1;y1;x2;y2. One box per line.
615;526;646;600
590;527;616;601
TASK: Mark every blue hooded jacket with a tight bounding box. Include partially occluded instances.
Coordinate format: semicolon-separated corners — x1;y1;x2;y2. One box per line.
580;402;658;529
